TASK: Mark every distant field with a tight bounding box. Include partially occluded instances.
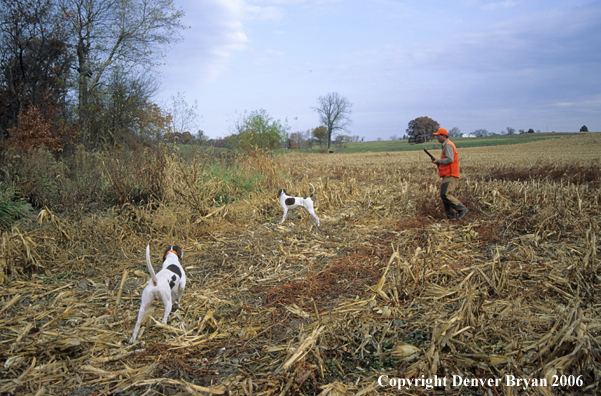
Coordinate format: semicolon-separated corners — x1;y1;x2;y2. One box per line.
281;132;601;170
295;132;584;154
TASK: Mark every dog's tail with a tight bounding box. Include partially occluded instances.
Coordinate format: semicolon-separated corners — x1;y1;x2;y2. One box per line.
146;244;158;286
309;183;315;197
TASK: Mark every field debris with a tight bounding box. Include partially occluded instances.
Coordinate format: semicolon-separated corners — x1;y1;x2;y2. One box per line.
1;134;600;395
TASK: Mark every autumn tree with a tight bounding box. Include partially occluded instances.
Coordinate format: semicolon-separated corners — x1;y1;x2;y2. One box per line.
181;132;194;144
286;130;313;149
140;103;171;142
6;106;62;151
406;116;439;143
312;126;327;148
286;133;300;149
312;92;352;150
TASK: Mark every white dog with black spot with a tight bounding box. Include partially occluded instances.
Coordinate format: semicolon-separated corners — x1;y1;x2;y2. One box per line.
277;183;320;227
129;244;186;344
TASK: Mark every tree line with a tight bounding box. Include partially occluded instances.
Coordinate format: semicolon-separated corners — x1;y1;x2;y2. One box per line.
402;117;583;143
0;0;184;152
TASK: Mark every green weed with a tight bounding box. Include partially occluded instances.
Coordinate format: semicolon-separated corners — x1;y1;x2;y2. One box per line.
200;163;265;204
0;183;32;229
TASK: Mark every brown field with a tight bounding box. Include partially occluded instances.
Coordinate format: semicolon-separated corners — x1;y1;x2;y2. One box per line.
1;133;600;395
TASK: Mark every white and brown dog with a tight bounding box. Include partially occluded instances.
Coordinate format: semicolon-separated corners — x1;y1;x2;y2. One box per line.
129;244;186;344
277;183;320;227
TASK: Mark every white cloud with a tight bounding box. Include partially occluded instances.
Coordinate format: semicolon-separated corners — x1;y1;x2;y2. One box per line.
163;0;290;85
165;0;249;83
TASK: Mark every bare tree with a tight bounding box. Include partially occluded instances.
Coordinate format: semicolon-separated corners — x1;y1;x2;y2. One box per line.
227;110;247;135
312;92;352;150
89;66;163;146
169;92;201;136
449;127;462;138
58;0;185;148
299;129;314;149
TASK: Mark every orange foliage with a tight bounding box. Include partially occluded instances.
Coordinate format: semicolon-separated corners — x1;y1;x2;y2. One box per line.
142;103;172;138
287;132;299;149
6;106;62;151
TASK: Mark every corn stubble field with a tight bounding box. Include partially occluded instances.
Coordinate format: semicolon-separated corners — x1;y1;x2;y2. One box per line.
1;134;600;395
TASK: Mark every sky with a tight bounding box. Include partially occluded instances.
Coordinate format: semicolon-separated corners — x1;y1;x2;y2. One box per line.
156;0;601;140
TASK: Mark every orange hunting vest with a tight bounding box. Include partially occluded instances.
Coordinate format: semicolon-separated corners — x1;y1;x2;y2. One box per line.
439;140;460;178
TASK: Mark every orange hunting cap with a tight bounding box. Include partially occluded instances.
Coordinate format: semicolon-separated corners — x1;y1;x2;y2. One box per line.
433;128;448;136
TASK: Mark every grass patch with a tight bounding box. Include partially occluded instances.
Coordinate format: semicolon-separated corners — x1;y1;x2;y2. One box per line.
200;163;265;204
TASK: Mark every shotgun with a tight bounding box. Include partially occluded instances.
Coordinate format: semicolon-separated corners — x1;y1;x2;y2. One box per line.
423;148;435;162
423;148;440;168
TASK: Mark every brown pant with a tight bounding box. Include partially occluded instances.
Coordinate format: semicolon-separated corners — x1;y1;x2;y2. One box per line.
440;176;466;218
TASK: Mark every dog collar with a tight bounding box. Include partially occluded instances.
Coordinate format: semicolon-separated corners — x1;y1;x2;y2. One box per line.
165;249;178;259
